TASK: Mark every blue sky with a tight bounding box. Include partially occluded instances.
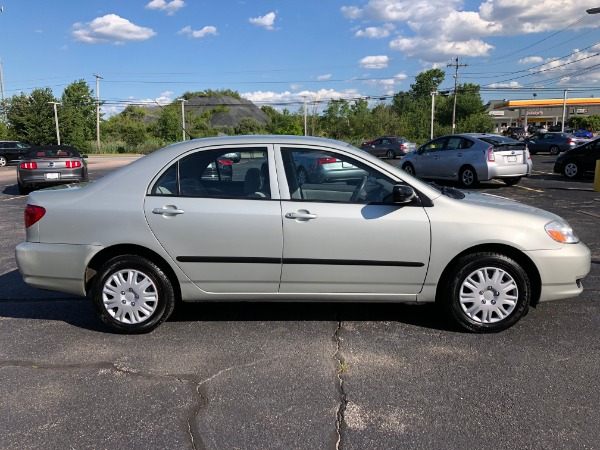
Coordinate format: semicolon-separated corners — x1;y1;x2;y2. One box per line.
2;0;600;116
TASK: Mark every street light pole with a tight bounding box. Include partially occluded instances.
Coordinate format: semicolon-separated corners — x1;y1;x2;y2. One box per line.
430;91;437;139
561;89;568;132
586;6;600;191
48;102;61;145
93;74;102;152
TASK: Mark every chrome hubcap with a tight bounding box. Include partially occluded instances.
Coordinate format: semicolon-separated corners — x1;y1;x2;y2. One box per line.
102;269;158;324
565;163;577;177
459;267;518;324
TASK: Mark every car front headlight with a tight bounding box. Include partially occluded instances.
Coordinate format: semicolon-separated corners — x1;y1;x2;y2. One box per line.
545;219;580;244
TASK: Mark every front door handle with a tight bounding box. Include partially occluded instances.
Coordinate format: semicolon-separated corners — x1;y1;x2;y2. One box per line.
152;206;185;216
285;211;317;221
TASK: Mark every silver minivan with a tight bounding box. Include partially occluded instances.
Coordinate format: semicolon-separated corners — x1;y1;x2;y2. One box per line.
401;133;532;187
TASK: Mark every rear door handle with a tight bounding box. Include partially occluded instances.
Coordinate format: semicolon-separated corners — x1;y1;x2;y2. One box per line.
152;207;185;216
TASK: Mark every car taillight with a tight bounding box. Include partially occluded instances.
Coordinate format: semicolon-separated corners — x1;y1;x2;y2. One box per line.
24;204;46;228
400;143;407;150
217;159;233;166
65;161;82;168
486;147;495;162
20;162;37;170
317;157;338;165
567;139;575;144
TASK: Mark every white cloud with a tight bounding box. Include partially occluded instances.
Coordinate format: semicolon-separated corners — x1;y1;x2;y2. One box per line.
519;56;544;64
359;55;390;69
249;12;276;30
389;36;493;63
487;81;523;88
317;74;332;81
178;25;218;39
534;49;600;84
242;88;362;111
363;73;408;94
146;0;185;15
355;24;394;39
73;14;156;44
341;6;363;19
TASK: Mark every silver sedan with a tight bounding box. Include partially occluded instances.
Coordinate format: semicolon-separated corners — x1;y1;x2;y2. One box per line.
16;135;591;333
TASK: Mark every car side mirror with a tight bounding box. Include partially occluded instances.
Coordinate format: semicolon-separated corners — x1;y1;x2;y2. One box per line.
392;184;416;204
81;155;88;159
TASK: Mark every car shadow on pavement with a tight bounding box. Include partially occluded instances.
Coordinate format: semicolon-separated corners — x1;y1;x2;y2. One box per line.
2;184;22;196
0;269;457;333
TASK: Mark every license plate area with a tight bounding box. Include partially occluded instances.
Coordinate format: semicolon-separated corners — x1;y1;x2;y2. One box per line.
45;173;61;180
507;156;517;162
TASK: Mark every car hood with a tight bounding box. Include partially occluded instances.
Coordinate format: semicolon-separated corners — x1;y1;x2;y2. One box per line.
458;191;562;222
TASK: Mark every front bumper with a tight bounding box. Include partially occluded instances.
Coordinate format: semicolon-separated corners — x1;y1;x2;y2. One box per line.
524;242;592;302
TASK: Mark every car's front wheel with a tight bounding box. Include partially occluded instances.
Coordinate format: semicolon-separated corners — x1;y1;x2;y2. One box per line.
563;161;581;178
92;255;175;333
549;145;560;155
441;252;531;333
459;166;478;187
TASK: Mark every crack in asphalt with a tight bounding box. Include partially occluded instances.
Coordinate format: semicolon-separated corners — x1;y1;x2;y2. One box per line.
0;360;207;450
333;318;347;450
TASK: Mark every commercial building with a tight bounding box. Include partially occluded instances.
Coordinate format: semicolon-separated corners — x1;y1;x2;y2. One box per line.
487;97;600;132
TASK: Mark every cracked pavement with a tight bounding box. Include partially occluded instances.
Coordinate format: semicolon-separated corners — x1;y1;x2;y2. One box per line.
1;155;600;449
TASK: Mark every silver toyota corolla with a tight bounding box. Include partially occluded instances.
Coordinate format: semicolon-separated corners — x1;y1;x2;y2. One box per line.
15;136;591;334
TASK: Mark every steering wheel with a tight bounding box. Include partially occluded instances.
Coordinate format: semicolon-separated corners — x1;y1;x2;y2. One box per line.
350;176;368;202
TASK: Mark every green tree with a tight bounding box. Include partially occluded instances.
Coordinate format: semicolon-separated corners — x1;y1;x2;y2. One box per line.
262;106;303;135
410;68;446;97
6;88;57;145
101;105;150;148
155;104;182;141
234;117;265;135
61;80;96;150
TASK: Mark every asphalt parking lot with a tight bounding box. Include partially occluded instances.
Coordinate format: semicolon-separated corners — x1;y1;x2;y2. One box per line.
1;154;599;449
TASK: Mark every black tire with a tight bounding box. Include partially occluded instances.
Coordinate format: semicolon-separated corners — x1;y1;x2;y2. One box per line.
549;145;560;156
459;166;479;187
0;156;7;167
18;182;30;195
402;163;415;176
297;168;308;186
386;149;396;159
441;252;531;333
92;255;175;333
502;176;521;186
562;161;581;179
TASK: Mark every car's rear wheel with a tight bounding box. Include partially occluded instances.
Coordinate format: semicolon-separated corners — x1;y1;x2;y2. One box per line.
442;252;531;333
92;255;175;333
18;182;30;195
0;156;7;167
386;149;396;159
502;176;521;186
459;166;478;187
402;163;415;176
549;145;560;155
563;161;581;178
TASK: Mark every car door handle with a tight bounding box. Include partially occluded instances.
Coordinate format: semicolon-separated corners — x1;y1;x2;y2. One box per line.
457;152;463;157
285;211;317;220
152;207;185;215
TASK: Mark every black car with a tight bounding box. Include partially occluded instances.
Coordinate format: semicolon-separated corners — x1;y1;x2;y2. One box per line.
504;127;528;140
360;136;417;159
0;141;30;167
554;137;600;178
17;145;88;194
526;132;578;155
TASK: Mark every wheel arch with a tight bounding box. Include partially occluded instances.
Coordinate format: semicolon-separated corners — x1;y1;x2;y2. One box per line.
85;244;182;302
435;243;542;307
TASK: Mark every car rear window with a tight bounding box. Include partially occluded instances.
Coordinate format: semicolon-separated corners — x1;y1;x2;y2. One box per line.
27;148;80;158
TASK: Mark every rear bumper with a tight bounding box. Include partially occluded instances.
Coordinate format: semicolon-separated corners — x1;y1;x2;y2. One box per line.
488;163;530;179
15;242;102;297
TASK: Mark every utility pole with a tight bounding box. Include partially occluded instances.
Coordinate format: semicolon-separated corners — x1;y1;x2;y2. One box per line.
48;102;61;145
93;74;103;152
178;98;187;141
302;95;308;136
561;89;568;132
0;60;5;106
430;91;437;139
447;55;467;133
